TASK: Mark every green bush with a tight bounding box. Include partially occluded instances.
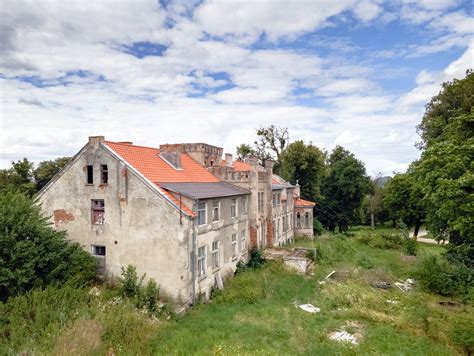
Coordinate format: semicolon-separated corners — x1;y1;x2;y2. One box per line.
450;315;474;355
0;191;97;301
313;219;324;236
415;255;473;297
247;248;266;269
357;231;403;250
356;254;375;269
403;237;418;256
218;272;265;304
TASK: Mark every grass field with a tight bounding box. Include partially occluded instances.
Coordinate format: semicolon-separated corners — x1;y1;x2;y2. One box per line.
1;228;472;355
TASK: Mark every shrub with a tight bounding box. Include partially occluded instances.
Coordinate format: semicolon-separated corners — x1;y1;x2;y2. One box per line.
0;191;97;301
313;219;324;236
356;254;375;269
119;265;143;299
403;237;418;256
247;248;266;269
450;315;474;355
357;231;403;250
415;255;473;297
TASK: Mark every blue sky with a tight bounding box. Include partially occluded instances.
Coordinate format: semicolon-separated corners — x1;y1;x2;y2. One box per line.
0;0;472;174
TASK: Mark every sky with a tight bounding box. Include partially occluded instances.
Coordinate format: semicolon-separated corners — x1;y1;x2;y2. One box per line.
0;0;472;175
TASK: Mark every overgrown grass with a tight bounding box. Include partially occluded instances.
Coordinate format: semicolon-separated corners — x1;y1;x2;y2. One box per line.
1;227;472;355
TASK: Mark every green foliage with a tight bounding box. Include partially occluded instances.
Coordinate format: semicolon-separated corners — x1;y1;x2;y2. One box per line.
415;255;473;297
246;248;266;269
0;191;97;300
0;158;36;196
118;265;161;316
33;157;70;191
235;143;254;161
317;146;371;233
403;237;418;256
449;315;474;355
218;270;266;304
279;140;325;200
414;71;474;268
313;218;324;235
357;231;403;250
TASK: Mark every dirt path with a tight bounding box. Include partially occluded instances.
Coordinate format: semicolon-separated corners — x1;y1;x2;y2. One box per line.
410;230;447;245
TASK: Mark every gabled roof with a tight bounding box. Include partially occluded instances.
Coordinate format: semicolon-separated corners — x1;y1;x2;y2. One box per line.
105;141;220;183
295;198;316;208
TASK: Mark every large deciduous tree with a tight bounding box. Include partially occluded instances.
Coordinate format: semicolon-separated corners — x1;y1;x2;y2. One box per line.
415;70;473;267
34;157;70;191
383;170;425;238
317;146;371;233
0;158;36;196
279;140;325;201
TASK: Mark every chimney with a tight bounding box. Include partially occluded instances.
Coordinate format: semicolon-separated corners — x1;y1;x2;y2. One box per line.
159;144;184;169
225;153;233;166
246;155;258;166
89;136;104;148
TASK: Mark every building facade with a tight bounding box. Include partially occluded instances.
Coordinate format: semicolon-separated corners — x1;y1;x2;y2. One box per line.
38;136;315;302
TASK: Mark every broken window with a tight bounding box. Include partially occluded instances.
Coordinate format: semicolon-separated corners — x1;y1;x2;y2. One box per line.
232;233;237;259
212;241;220;269
100;164;108;184
296;212;301;228
197;246;206;277
240;196;247;213
92;245;106;256
212;200;220;222
91;199;105;225
87;165;93;184
241;230;247;252
197;201;206;225
305;212;310;229
230;198;237;218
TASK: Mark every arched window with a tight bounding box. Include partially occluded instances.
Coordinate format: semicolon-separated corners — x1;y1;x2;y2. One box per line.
296;212;301;228
305;212;310;229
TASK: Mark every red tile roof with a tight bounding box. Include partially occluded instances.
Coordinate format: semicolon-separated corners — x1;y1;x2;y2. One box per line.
105;141;221;217
295;198;316;207
105;141;220;183
232;160;251;171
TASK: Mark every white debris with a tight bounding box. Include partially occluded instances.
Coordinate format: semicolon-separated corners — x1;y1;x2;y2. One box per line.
329;331;359;345
298;304;321;313
386;299;398;304
325;270;336;280
395;278;415;292
88;286;101;296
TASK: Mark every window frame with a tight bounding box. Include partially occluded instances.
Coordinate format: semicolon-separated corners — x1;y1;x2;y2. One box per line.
86;165;94;184
240;196;247;213
91;199;105;225
100;164;108;184
231;233;237;259
230;198;237;218
296;212;301;228
197;201;207;225
240;229;247;252
197;246;206;277
211;241;220;269
91;244;106;256
212;199;220;222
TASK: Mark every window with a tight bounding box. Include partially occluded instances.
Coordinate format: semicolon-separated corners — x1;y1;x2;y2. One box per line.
241;230;247;252
212;241;220;269
212;200;220;222
91;199;105;225
273;192;281;206
87;165;93;184
277;218;281;237
232;233;237;259
230;198;237;218
92;245;106;256
258;192;264;213
100;164;108;184
296;212;301;228
197;201;206;225
305;212;310;229
240;196;247;213
197;246;206;277
283;215;287;232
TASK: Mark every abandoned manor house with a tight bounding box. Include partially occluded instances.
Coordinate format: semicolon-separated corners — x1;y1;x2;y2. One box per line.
38;136;315;302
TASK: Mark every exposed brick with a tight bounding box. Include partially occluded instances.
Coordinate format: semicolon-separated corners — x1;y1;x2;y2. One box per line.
249;226;258;249
266;219;273;248
53;209;75;227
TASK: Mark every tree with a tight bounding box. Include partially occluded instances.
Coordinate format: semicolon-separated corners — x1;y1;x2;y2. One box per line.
236;144;254;161
279;140;325;201
415;71;473;267
317;146;371;233
0;191;97;300
34;157;70;191
367;181;384;230
383;170;425;238
0;158;36;196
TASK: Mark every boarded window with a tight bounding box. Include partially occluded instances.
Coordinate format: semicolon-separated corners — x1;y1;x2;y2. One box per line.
87;165;93;184
100;164;108;184
91;199;105;225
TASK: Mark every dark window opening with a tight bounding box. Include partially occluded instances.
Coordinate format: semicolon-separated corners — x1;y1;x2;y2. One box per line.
91;199;105;225
87;165;93;184
92;245;106;256
100;165;108;184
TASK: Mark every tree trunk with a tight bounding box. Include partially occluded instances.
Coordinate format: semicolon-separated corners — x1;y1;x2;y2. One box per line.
413;220;421;240
371;213;375;230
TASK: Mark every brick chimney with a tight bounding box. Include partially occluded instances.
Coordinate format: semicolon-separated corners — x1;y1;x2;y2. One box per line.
88;136;104;148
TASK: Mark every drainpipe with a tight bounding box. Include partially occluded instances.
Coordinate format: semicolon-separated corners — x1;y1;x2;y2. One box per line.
191;199;197;305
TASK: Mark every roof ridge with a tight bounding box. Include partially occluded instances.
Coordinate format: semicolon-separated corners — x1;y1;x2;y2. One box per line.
105;140;160;151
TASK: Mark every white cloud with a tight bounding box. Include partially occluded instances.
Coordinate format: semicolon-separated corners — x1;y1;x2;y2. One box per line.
353;0;383;22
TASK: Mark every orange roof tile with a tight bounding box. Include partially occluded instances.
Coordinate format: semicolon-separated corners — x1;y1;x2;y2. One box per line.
232;160;251;171
105;141;220;183
295;198;316;207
